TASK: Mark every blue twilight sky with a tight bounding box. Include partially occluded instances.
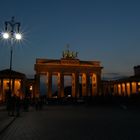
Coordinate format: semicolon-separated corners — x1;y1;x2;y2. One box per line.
0;0;140;79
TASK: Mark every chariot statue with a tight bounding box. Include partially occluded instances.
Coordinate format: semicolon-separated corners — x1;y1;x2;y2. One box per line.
62;44;78;59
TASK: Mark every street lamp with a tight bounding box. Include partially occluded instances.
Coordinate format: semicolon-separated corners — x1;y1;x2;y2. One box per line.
1;16;22;97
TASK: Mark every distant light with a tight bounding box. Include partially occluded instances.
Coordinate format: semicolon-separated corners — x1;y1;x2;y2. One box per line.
29;86;33;91
68;95;71;97
15;33;22;40
2;32;9;39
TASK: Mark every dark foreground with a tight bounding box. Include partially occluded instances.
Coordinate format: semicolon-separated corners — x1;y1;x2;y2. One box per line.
0;105;140;140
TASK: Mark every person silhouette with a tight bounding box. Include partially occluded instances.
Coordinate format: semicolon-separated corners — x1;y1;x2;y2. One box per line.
15;96;21;117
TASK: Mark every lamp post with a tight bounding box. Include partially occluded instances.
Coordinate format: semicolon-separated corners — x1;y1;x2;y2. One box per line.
2;16;22;97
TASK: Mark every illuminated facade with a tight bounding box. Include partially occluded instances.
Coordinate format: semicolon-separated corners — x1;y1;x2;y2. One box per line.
0;69;36;103
34;51;102;98
0;69;26;102
102;66;140;96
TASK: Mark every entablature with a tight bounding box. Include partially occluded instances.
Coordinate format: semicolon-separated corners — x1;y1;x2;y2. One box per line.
36;58;101;67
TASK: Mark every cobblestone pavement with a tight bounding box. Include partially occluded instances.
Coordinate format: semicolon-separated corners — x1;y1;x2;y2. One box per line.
0;106;15;134
0;105;140;140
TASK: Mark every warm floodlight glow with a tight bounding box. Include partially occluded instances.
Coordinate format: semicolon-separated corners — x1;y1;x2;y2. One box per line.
15;33;22;40
2;32;10;39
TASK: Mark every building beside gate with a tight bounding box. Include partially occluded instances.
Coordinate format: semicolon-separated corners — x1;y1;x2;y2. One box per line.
34;50;103;98
0;69;35;103
0;69;26;102
102;65;140;96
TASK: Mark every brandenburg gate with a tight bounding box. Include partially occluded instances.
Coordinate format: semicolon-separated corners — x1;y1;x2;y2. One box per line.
34;50;103;98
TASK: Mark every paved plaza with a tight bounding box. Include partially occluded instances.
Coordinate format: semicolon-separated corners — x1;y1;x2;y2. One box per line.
0;105;140;140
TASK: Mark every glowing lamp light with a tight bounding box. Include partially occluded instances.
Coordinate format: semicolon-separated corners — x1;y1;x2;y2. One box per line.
2;32;10;39
29;86;33;91
15;33;22;40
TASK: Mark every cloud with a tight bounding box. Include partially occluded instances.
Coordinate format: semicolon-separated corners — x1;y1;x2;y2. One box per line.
102;72;128;80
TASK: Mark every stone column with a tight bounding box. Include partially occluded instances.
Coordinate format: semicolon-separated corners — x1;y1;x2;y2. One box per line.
115;84;118;95
113;84;116;95
72;73;79;98
116;84;118;95
118;84;121;96
120;84;122;96
117;84;120;96
20;79;24;99
126;83;130;96
47;72;52;98
35;74;40;98
136;82;139;93
57;72;64;98
129;82;131;96
0;79;3;102
121;84;123;96
91;73;97;96
1;79;3;102
2;79;4;102
97;73;102;95
82;73;87;97
125;83;127;96
86;73;90;96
